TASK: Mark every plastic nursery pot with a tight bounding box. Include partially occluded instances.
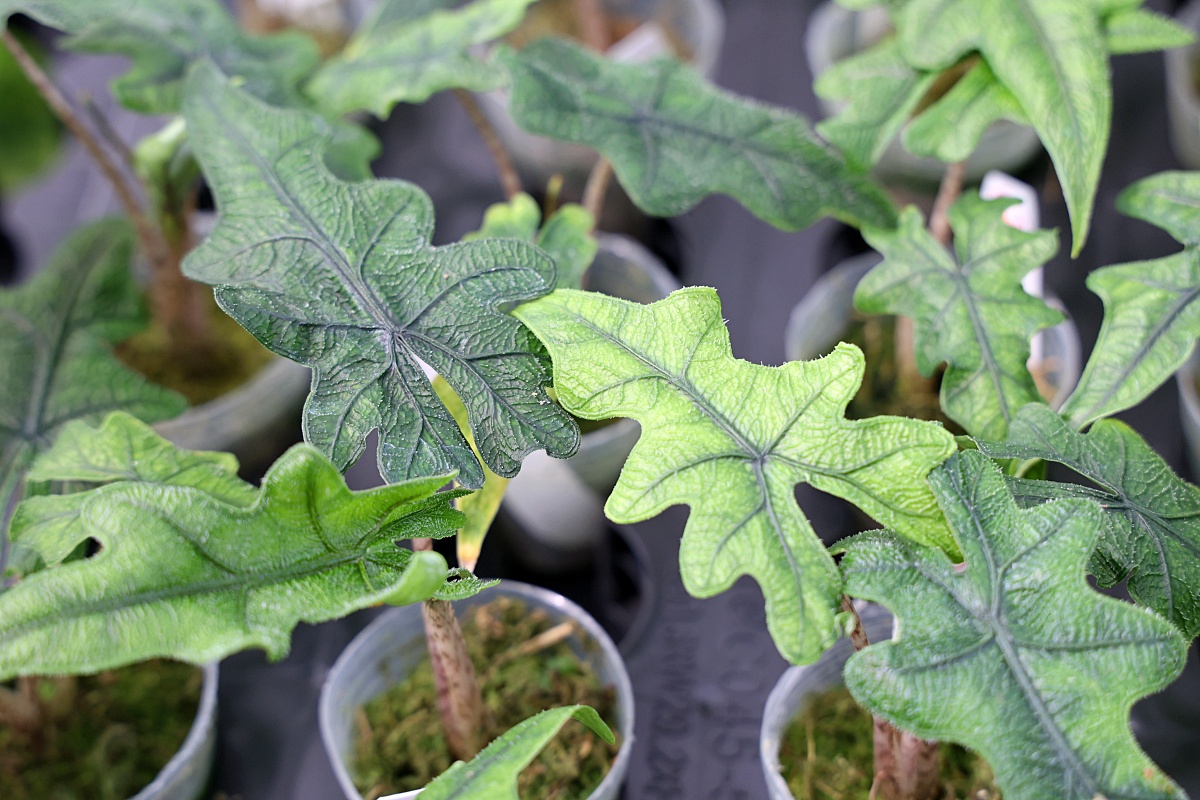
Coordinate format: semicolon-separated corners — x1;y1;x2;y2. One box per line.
500;233;680;573
129;662;220;800
805;2;1042;187
1166;1;1200;169
478;0;725;183
784;252;1083;412
318;580;636;800
1175;349;1200;479
760;605;894;800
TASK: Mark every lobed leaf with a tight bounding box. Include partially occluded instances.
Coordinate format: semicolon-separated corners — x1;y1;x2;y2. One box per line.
307;0;535;118
465;193;597;291
0;445;462;678
0;220;184;528
842;450;1187;800
182;62;577;490
895;0;1111;255
516;288;955;664
501;38;897;231
901;60;1027;164
420;706;615;800
979;403;1200;641
1061;172;1200;428
856;195;1062;441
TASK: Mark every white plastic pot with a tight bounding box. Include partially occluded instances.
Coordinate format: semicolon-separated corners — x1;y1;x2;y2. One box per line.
1166;1;1200;169
1176;349;1200;478
805;2;1042;186
318;581;635;800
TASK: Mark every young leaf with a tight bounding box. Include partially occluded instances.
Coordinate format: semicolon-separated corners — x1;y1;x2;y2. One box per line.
501;38;897;231
465;193;597;291
842;450;1187;800
856;195;1062;441
6;0;320;114
0;220;185;524
515;288;956;665
182;62;577;490
901;60;1028;164
813;37;935;169
978;403;1200;641
421;706;615;800
895;0;1110;255
1061;172;1200;428
307;0;536;118
0;446;462;678
9;412;254;571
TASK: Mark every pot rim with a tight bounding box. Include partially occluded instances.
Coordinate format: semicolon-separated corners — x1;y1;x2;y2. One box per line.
318;580;635;800
130;661;220;800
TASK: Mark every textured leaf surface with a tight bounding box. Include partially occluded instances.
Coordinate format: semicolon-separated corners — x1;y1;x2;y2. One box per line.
1061;172;1200;428
516;288;955;664
465;193;596;291
856;195;1062;440
8;0;321;113
421;706;615;800
0;221;184;527
978;403;1200;641
308;0;534;117
895;0;1110;254
9;412;253;571
0;446;460;678
183;62;577;490
842;450;1187;800
502;38;896;231
901;60;1027;163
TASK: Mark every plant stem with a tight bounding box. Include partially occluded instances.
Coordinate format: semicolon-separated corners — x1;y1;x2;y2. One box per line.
412;538;487;761
573;0;611;52
582;157;613;231
930;161;966;247
841;597;941;800
453;88;522;201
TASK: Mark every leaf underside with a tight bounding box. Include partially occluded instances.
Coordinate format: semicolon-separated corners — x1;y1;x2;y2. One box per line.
502;38;897;232
842;450;1187;800
182;62;577;490
0;220;185;526
421;705;615;800
0;437;461;678
1062;171;1200;428
979;403;1200;641
516;287;955;664
856;194;1062;442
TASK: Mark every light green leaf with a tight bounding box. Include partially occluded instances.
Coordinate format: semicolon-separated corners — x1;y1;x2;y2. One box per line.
814;37;935;169
842;450;1187;800
0;220;185;529
901;60;1028;163
307;0;535;118
182;62;578;490
978;403;1200;641
501;38;897;231
516;288;955;664
421;706;615;800
0;445;461;678
1104;7;1194;55
434;567;500;602
1061;172;1200;428
896;0;1110;255
465;193;597;291
856;195;1062;441
9;412;254;572
21;0;322;114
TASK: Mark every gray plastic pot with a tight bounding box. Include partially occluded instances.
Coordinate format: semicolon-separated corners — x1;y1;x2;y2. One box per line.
319;581;635;800
1167;1;1200;169
130;662;220;800
805;2;1041;186
501;233;679;572
785;252;1082;413
479;0;725;182
760;605;893;799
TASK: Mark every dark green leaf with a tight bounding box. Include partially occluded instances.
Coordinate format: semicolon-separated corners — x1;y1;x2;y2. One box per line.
501;38;897;231
0;31;61;193
978;403;1200;640
516;288;955;664
842;450;1187;800
182;61;578;490
857;194;1062;440
0;445;461;677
